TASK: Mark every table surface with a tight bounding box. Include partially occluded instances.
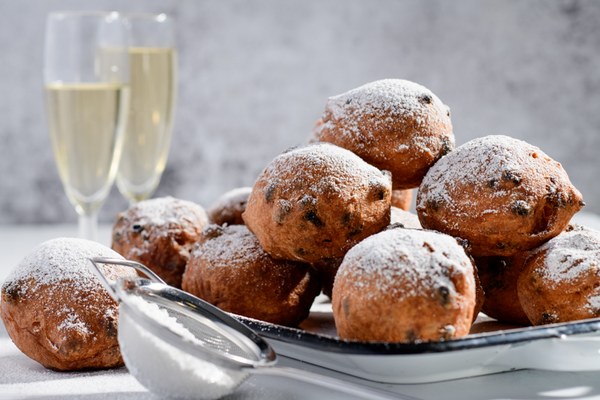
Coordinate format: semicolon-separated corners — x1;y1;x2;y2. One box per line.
2;217;600;400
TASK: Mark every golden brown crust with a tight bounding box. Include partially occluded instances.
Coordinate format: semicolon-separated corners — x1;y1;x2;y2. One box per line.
0;238;134;371
391;189;413;211
111;197;209;288
181;225;321;327
517;225;600;325
475;255;530;326
417;135;583;257
207;187;252;226
242;143;391;264
313;79;454;189
2;281;122;370
332;228;476;343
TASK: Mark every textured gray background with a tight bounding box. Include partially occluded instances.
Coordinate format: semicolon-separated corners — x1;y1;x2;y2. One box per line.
1;0;599;224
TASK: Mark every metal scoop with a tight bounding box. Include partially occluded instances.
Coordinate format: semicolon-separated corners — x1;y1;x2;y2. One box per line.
89;257;399;400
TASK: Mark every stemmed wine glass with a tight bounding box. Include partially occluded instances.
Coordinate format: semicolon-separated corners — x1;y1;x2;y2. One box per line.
116;13;177;204
44;12;130;240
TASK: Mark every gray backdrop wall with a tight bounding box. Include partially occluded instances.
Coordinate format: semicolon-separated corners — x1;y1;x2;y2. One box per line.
1;0;599;224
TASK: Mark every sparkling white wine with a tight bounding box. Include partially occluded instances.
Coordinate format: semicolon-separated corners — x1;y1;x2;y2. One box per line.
117;47;176;203
45;83;129;215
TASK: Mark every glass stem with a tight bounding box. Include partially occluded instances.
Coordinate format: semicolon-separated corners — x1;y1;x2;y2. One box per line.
78;212;99;241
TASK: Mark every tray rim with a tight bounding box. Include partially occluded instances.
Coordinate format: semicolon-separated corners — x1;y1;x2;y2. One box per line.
235;314;600;355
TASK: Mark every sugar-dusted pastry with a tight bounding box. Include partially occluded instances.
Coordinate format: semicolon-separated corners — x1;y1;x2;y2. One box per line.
243;143;391;264
182;224;320;326
417;135;584;257
0;238;135;370
390;206;422;229
313;79;454;189
517;225;600;325
207;187;252;226
332;228;476;343
111;196;209;288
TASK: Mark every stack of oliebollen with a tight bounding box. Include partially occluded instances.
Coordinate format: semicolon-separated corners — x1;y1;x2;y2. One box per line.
1;79;594;374
113;79;591;343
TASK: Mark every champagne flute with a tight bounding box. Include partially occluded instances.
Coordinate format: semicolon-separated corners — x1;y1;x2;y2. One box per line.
117;13;177;204
44;11;130;240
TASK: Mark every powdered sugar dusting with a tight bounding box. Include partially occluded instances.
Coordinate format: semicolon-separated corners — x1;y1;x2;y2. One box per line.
1;238;136;338
57;310;92;335
2;237;127;297
390;207;422;229
336;228;473;299
536;227;600;285
586;295;600;313
125;196;207;227
190;224;311;294
192;225;265;270
258;143;390;198
327;79;428;121
417;135;569;229
316;79;450;155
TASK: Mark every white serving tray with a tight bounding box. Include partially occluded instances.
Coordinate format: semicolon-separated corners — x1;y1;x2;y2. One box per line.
236;297;600;384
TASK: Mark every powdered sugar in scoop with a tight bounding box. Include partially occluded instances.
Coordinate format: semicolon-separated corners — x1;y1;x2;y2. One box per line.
119;294;246;400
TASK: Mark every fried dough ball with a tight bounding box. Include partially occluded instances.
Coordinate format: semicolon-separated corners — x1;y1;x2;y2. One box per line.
321;209;424;299
313;79;454;189
0;238;135;371
517;225;600;325
391;189;413;211
111;197;209;288
475;255;530;326
417;135;584;257
182;224;321;327
390;206;422;229
242;143;391;264
332;228;476;343
207;187;252;226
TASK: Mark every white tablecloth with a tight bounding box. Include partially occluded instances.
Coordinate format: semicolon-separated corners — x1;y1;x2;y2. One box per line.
2;217;600;399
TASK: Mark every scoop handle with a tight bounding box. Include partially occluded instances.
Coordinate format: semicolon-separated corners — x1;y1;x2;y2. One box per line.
88;257;167;302
252;365;408;400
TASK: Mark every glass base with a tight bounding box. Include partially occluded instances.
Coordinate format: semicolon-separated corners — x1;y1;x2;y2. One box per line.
78;212;99;241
